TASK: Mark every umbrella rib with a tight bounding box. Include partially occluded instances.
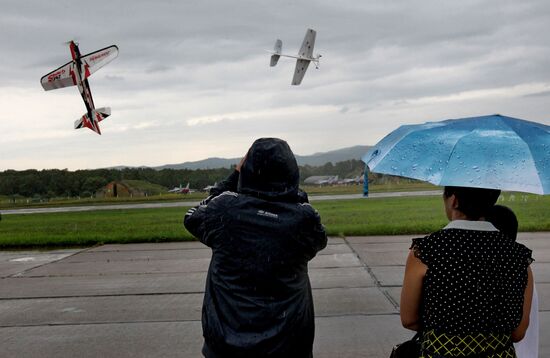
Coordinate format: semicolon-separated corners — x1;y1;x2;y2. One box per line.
439;134;465;186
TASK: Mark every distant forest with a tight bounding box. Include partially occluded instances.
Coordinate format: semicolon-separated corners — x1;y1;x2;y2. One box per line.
0;159;379;198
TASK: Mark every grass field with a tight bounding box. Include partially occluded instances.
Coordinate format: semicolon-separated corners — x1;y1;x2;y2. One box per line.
1;192;548;249
0;192;206;209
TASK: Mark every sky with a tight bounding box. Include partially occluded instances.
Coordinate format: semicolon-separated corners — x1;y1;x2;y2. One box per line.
1;0;550;170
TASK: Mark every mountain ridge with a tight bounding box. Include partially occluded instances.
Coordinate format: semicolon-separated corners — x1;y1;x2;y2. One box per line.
108;145;371;170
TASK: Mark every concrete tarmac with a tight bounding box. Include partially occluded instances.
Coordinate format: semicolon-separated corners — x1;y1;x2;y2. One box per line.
0;233;547;357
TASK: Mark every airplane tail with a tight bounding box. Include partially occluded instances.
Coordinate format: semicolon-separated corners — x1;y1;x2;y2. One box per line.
95;107;111;122
74;107;111;135
270;39;282;67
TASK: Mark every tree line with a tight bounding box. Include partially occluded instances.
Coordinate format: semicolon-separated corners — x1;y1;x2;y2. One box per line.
0;167;233;198
0;159;397;199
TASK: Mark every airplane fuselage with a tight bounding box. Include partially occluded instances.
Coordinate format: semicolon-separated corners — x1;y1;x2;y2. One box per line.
269;53;320;63
69;42;100;134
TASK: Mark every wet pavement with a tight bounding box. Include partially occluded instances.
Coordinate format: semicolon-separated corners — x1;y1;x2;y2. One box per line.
0;233;547;357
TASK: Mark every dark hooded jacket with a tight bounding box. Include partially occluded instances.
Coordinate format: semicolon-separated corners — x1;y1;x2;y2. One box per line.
184;138;327;358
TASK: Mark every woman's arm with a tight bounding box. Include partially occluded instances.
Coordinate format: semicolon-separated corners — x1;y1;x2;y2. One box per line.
400;250;428;331
512;266;534;342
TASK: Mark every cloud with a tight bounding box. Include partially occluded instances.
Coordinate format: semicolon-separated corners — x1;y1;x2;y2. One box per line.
1;0;550;170
105;74;125;81
523;90;550;98
145;64;173;74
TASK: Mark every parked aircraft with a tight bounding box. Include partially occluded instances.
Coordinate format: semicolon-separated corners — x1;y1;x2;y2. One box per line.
40;41;119;135
339;176;363;185
168;183;193;194
202;182;218;192
268;28;321;85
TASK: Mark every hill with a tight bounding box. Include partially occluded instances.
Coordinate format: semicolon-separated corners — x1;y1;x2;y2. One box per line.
152;145;371;170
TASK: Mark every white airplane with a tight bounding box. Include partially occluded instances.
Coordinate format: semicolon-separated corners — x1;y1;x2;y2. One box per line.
268;28;321;85
202;182;218;192
40;41;119;135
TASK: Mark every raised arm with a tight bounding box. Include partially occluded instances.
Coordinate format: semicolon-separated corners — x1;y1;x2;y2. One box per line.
298;203;327;259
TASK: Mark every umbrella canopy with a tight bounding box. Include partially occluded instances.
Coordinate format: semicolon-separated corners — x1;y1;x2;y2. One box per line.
363;114;550;194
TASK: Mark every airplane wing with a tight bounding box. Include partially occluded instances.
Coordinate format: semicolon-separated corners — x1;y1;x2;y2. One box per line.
298;29;316;59
80;45;119;77
40;60;77;91
292;59;310;85
41;45;118;91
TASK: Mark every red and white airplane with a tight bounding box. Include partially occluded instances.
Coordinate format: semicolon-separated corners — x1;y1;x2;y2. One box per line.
40;41;119;135
168;183;194;194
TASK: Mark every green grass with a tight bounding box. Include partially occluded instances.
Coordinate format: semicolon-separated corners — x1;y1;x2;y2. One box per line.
0;192;207;209
1;193;549;249
317;193;550;236
302;182;437;195
0;208;193;248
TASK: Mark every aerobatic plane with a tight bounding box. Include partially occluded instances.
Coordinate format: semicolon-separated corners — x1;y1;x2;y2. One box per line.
40;41;119;135
268;28;321;85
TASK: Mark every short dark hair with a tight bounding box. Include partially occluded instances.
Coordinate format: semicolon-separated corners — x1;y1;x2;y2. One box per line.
486;205;518;241
443;186;501;220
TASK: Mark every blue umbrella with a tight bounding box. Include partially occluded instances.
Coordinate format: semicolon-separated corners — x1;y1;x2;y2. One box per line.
363;114;550;194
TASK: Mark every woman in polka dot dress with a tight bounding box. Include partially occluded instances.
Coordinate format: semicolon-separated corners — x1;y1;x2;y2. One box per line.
400;186;534;358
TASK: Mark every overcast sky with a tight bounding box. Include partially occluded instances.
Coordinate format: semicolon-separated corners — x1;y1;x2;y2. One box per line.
1;0;549;170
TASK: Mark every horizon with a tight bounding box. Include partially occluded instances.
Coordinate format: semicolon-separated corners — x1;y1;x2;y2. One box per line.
2;1;549;171
1;144;370;172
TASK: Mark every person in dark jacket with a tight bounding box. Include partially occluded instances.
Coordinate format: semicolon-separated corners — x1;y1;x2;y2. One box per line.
184;138;327;358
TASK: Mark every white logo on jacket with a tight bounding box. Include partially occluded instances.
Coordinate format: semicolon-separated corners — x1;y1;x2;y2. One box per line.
257;210;278;219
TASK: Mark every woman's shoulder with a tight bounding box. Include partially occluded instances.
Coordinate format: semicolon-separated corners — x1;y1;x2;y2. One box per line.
410;230;447;265
411;229;447;247
508;240;534;265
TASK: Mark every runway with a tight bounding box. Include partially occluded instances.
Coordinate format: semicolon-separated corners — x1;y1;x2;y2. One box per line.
1;190;441;215
1;232;547;357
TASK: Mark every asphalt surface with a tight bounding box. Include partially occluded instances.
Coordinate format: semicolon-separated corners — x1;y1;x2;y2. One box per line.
0;232;548;357
1;190;442;215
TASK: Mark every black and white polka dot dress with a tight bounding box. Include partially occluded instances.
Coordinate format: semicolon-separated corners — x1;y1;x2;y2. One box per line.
412;228;532;335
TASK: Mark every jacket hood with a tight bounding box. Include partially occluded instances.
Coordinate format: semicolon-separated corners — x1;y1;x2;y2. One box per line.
238;138;300;201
